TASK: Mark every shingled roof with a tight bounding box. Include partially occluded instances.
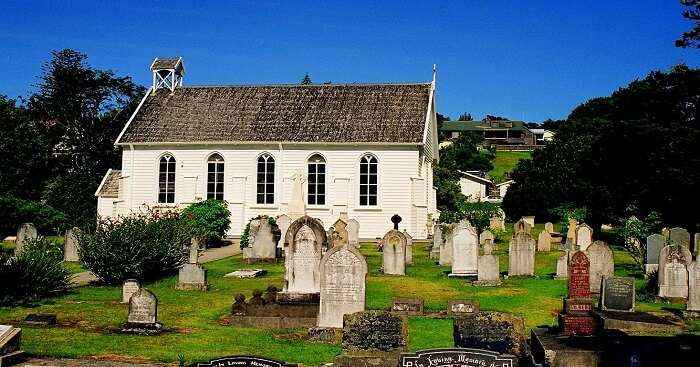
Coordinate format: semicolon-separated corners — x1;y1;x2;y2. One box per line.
117;83;432;144
95;169;121;197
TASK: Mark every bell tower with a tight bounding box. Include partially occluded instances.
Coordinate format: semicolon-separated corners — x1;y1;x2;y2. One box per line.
150;57;185;93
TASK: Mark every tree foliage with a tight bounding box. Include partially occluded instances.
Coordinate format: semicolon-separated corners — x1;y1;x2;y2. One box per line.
301;72;313;85
502;65;700;230
181;199;231;246
677;0;700;48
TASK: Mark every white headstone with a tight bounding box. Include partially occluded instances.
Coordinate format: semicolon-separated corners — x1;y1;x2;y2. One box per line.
276;214;292;250
347;219;360;248
688;254;700;312
247;217;278;260
382;229;407;275
122;279;140;303
63;227;80;262
645;234;665;274
477;240;500;284
544;222;554;234
283;217;326;294
508;230;536;276
658;245;692;299
586;240;614;293
479;230;494;245
288;170;306;220
555;252;569;279
15;222;37;254
127;288;158;325
317;245;368;328
449;220;478;277
403;230;413;266
522;216;535;228
576;223;593;251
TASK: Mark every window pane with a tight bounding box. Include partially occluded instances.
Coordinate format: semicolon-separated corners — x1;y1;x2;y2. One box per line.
317;195;325;205
308;185;316;195
257;193;265;203
167;193;175;203
369;196;377;206
360;185;367;195
257;183;265;194
369;174;377;184
369;185;377;195
159;193;166;203
318;164;325;174
266;193;274;203
317;183;325;195
360;163;367;174
207;182;215;193
216;182;224;193
308;164;316;174
360;196;367;206
369;163;377;174
308;194;315;205
267;183;274;194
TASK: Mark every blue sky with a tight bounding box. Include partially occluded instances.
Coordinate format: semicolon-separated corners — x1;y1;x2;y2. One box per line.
0;0;698;121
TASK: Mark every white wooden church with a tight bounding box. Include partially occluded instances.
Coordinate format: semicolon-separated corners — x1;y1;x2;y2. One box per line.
96;57;439;239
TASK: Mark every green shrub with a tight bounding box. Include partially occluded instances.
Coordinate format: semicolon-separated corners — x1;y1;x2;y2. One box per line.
0;195;69;236
181;199;231;246
0;237;71;306
77;210;190;285
440;201;501;233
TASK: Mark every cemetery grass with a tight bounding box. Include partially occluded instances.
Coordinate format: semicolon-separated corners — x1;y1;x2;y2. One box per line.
488;151;531;181
0;225;692;365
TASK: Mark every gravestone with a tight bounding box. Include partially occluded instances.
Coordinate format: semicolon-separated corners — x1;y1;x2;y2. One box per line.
439;224;454;266
489;208;506;231
333;218;349;247
658;245;692;299
122;279;140;303
688;254;700;313
317;245;367;328
537;230;552;252
0;324;23;365
453;312;526;357
475;239;501;286
15;222;37;254
669;227;690;249
508;230;536;277
391;298;424;315
276;214;291;250
123;288;162;333
523;216;535;228
400;348;516;367
245;216;279;261
695;233;700;253
327;226;337;248
479;230;494;245
559;251;598;336
382;229;407;275
576;223;593;251
449;220;479;277
347;219;360;248
555;252;569;279
600;276;635;312
23;314;57;326
566;219;578;247
335;311;407;367
63;227;80;262
545;222;555;233
177;238;208;290
403;230;413;266
430;224;442;260
513;218;532;234
447;299;480;315
287;170;306;220
586;240;614;294
645;234;665;274
283;216;326;294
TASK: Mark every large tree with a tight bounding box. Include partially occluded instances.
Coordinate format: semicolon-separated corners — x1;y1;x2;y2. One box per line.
677;0;700;48
502;65;700;230
27;49;144;228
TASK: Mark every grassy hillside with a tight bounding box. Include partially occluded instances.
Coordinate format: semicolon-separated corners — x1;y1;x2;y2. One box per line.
489;151;532;182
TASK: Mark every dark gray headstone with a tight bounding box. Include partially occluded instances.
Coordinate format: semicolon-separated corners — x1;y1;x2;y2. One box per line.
601;276;636;312
23;314;56;326
453;312;526;357
342;311;407;353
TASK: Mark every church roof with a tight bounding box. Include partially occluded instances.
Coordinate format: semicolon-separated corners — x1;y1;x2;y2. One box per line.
95;169;121;197
116;83;432;145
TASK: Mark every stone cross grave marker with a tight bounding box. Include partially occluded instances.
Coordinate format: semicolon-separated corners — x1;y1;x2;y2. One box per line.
63;227;80;262
449;219;478;277
586;240;614;294
658;245;692;299
288;170;306;220
600;276;635;312
276;214;291;250
283;216;326;294
317;245;367;328
382;229;407;275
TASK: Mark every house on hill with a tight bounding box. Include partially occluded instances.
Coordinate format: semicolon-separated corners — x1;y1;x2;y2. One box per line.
95;57;439;239
441;119;536;147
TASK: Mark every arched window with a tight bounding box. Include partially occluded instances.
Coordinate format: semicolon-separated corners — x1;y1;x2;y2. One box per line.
256;153;275;204
359;154;378;206
158;154;176;203
207;153;224;200
307;154;326;205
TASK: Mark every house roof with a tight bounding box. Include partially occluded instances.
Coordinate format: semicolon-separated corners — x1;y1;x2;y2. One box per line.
95;169;121;197
441;120;530;132
458;170;492;185
117;83;432;145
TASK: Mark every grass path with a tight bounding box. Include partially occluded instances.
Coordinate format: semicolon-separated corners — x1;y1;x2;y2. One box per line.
0;225;694;365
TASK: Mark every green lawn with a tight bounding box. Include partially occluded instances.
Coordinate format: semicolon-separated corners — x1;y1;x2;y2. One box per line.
488;151;532;181
0;227;691;365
